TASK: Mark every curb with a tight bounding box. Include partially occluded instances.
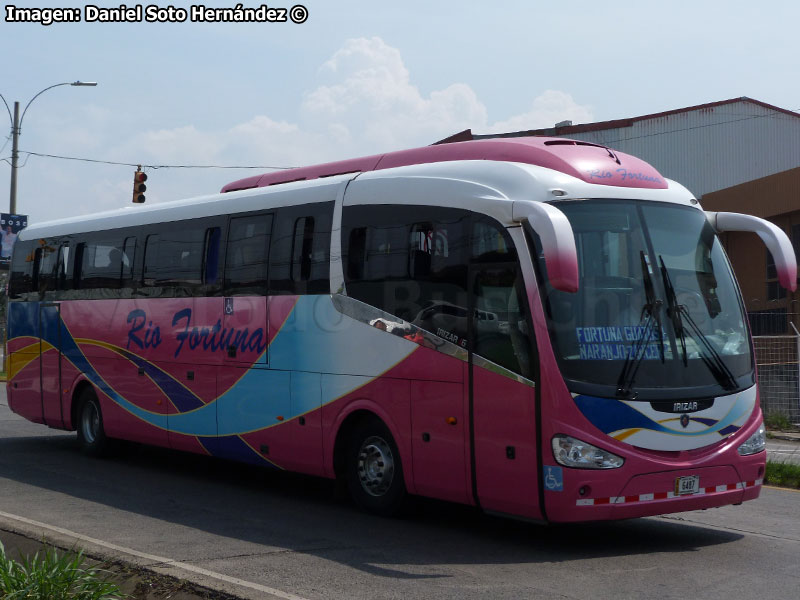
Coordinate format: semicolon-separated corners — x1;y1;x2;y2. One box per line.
767;432;800;442
0;512;304;600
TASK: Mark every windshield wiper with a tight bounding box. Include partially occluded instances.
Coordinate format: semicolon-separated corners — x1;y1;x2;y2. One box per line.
616;251;664;398
658;255;738;391
659;256;688;366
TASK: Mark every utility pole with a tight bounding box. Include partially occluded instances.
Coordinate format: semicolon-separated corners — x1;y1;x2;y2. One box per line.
9;102;19;215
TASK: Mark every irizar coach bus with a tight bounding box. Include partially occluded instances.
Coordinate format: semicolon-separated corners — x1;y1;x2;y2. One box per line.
7;136;796;522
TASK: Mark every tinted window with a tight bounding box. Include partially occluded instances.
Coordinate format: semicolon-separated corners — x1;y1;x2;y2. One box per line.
472;261;533;377
270;202;333;294
122;236;136;287
343;205;470;326
291;217;314;282
36;240;61;297
204;227;221;285
56;243;70;290
153;229;204;284
142;233;160;287
9;240;35;299
78;239;123;290
140;219;223;296
225;214;272;295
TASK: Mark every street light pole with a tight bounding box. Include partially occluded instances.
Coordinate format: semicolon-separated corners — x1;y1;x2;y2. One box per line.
1;81;97;215
9;102;19;215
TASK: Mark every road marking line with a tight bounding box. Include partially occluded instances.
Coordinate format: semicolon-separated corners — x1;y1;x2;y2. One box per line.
0;510;311;600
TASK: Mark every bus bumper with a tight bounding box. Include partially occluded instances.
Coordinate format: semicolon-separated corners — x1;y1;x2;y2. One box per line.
545;454;766;522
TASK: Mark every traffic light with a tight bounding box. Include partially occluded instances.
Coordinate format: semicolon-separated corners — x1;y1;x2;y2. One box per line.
132;168;147;203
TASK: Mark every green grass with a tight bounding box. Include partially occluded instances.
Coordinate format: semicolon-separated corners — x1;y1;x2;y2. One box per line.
765;461;800;489
764;412;794;431
0;541;126;599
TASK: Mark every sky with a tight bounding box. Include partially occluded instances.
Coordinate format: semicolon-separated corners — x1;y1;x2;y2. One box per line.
1;0;799;225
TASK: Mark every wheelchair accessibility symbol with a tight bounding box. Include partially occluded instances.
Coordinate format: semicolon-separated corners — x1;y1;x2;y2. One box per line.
544;466;564;492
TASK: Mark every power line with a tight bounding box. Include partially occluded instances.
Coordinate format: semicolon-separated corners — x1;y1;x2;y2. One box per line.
1;150;295;170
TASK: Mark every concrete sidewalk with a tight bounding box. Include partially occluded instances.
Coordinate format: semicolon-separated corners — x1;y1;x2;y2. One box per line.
769;430;800;443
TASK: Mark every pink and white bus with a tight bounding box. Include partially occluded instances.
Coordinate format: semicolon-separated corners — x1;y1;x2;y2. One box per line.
7;136;795;522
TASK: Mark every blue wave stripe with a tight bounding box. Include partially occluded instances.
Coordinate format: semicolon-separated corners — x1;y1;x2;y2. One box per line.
574;395;672;434
719;425;740;436
113;347;205;412
212;435;277;468
575;392;754;438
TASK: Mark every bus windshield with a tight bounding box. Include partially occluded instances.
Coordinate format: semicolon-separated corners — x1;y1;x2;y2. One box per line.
539;199;754;400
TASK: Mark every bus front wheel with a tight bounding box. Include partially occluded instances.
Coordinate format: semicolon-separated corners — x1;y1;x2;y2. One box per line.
76;388;110;457
346;418;407;516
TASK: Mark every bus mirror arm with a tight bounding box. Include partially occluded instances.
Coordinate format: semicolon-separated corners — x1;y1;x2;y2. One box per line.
513;201;579;293
706;211;797;292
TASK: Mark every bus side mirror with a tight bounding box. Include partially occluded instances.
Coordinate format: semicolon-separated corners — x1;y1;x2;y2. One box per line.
706;211;797;292
513;201;579;293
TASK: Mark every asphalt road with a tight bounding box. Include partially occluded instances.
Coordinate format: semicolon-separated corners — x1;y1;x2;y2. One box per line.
0;388;798;600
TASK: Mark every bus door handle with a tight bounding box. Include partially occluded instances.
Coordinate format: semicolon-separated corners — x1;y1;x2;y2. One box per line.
227;345;237;358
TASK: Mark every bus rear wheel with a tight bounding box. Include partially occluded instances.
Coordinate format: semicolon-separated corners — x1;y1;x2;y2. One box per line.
76;388;111;457
346;418;407;516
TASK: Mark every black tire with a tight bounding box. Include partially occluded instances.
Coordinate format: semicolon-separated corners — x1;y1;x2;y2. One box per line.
346;418;407;516
76;388;111;457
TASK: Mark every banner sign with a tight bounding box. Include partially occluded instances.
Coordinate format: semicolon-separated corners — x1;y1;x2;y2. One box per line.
0;214;28;269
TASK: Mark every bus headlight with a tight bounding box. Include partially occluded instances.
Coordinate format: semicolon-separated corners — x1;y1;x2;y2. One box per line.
552;434;625;469
737;423;766;456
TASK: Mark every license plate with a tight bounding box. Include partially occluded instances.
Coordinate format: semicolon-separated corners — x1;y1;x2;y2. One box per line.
675;475;700;496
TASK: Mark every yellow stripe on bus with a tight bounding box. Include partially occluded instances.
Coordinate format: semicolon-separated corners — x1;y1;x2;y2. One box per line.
8;342;55;381
613;428;642;442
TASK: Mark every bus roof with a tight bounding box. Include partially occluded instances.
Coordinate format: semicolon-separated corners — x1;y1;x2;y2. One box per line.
221;136;668;193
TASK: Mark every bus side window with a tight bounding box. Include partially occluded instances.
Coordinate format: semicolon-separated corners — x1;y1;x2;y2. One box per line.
154;226;207;290
270;201;333;295
56;243;70;291
225;214;272;295
142;234;160;288
204;227;221;286
291;217;314;283
342;205;470;326
9;240;36;299
31;247;42;295
122;236;136;287
78;240;124;292
346;227;366;280
72;243;86;290
36;242;59;298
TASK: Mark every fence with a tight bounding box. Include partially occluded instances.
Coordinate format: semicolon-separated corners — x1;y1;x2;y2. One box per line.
750;312;800;424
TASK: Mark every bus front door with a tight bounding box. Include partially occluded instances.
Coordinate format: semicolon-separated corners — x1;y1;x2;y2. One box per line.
469;263;542;520
39;302;65;428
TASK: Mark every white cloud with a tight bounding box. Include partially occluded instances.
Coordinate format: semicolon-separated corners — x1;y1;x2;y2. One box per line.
302;37;488;150
490;90;595;132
